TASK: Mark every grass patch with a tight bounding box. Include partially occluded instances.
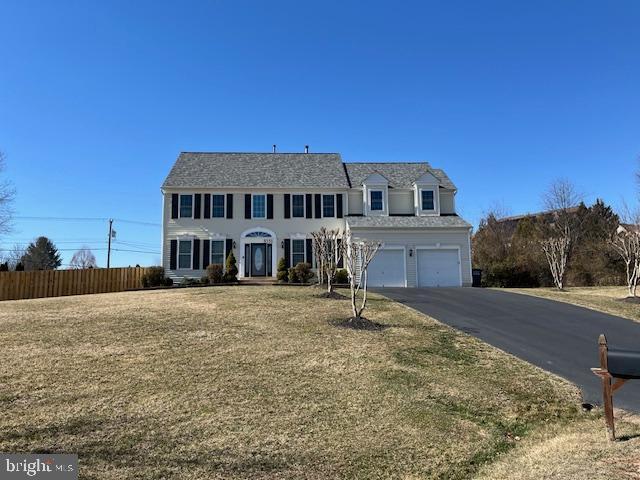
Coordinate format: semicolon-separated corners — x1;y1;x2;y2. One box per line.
504;287;640;323
0;286;590;478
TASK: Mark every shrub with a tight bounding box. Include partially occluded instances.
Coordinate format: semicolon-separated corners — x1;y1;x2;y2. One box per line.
14;262;24;271
181;277;200;286
276;257;288;282
294;262;313;284
207;264;224;284
163;277;173;287
288;267;299;283
223;251;238;282
200;275;209;285
334;268;348;284
0;262;8;272
142;266;166;287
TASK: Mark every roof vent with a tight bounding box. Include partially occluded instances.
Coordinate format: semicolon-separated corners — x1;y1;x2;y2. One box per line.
304;145;309;153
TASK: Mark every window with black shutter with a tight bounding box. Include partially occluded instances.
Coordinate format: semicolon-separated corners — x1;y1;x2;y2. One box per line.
314;194;322;218
226;194;233;218
171;194;179;219
284;194;291;219
244;194;252;219
267;194;274;219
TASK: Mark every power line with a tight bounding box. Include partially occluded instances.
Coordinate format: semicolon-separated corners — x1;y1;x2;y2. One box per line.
13;216;161;227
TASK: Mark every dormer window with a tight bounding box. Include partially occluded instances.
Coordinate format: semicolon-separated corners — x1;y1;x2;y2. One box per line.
421;190;435;211
370;191;384;211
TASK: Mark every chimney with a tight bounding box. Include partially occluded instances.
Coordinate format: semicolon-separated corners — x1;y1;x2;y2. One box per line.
272;144;277;153
304;145;309;153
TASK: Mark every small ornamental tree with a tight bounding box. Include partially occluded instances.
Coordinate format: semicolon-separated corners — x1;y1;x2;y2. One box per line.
276;257;288;282
224;251;238;282
311;227;345;294
611;212;640;298
344;230;381;321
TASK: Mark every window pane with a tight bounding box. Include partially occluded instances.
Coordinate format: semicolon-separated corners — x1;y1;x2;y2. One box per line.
322;195;334;217
292;194;305;217
422;190;434;210
292;239;305;265
211;240;224;265
180;195;193;217
212;195;225;217
371;191;383;211
179;240;191;254
253;195;266;218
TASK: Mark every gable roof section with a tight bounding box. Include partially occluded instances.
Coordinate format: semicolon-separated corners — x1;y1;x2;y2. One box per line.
163;152;350;189
344;162;456;190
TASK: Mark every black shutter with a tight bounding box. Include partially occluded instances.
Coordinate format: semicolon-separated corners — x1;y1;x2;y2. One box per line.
336;194;343;218
305;194;312;218
226;194;233;219
204;194;211;219
314;194;322;218
202;239;210;269
169;240;177;269
244;194;251;219
267;194;274;219
284;194;290;219
194;194;202;219
284;239;291;268
192;239;200;270
171;194;179;219
336;239;343;268
306;239;313;264
225;238;233;262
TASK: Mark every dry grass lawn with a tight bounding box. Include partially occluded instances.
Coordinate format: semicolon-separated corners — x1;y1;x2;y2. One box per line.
0;286;636;478
505;287;640;323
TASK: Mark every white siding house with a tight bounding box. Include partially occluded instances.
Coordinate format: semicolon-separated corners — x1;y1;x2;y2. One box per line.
161;152;472;286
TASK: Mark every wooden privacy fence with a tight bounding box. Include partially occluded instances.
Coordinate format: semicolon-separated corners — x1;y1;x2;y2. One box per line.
0;267;154;301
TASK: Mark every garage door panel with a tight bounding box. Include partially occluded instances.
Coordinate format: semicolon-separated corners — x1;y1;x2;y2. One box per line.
367;249;405;287
417;249;460;287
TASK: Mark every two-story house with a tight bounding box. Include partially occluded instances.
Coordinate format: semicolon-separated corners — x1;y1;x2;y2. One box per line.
161;151;472;287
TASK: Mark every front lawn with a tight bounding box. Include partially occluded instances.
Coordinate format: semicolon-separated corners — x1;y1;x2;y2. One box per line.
505;287;640;323
0;286;624;478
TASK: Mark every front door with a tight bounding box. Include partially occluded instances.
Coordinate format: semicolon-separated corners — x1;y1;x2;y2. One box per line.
251;244;267;277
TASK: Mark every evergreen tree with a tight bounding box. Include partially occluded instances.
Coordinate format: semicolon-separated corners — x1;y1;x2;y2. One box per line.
21;236;62;271
224;251;238;282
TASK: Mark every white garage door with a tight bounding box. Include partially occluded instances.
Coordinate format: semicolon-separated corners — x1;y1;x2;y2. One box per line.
417;249;461;287
367;249;405;287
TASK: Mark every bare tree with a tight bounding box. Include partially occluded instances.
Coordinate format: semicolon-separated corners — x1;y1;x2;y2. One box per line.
311;227;345;294
611;207;640;297
0;152;15;237
7;244;25;270
539;179;583;290
69;246;97;269
344;230;381;321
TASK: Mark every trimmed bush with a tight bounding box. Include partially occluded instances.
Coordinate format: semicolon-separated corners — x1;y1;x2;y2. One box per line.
223;252;238;282
142;266;166;287
277;258;288;282
163;277;173;287
200;275;209;285
294;262;313;284
207;264;224;284
334;269;348;284
288;267;299;283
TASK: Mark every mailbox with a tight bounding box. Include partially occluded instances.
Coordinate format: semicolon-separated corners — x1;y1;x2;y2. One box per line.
592;334;634;441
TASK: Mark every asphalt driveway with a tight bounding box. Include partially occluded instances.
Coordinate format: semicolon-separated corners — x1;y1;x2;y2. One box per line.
375;287;640;412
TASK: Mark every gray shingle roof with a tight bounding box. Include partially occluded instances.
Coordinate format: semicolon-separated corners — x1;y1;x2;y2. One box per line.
346;215;471;229
163;152;350;189
344;162;456;190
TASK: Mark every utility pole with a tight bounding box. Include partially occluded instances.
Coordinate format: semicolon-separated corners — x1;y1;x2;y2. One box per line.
107;218;113;268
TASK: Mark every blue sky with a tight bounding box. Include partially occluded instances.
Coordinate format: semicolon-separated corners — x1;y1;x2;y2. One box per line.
0;0;638;267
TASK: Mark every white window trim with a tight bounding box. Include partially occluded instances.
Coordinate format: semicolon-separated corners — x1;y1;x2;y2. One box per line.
291;194;306;218
415;185;440;216
177;236;194;270
322;193;336;218
369;189;385;212
291;236;307;266
420;188;436;212
252;193;267;219
415;245;462;287
211;193;226;218
210;237;226;267
179;194;194;219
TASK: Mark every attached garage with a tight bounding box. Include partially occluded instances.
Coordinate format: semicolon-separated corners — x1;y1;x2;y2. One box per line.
417;248;461;287
367;248;406;287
